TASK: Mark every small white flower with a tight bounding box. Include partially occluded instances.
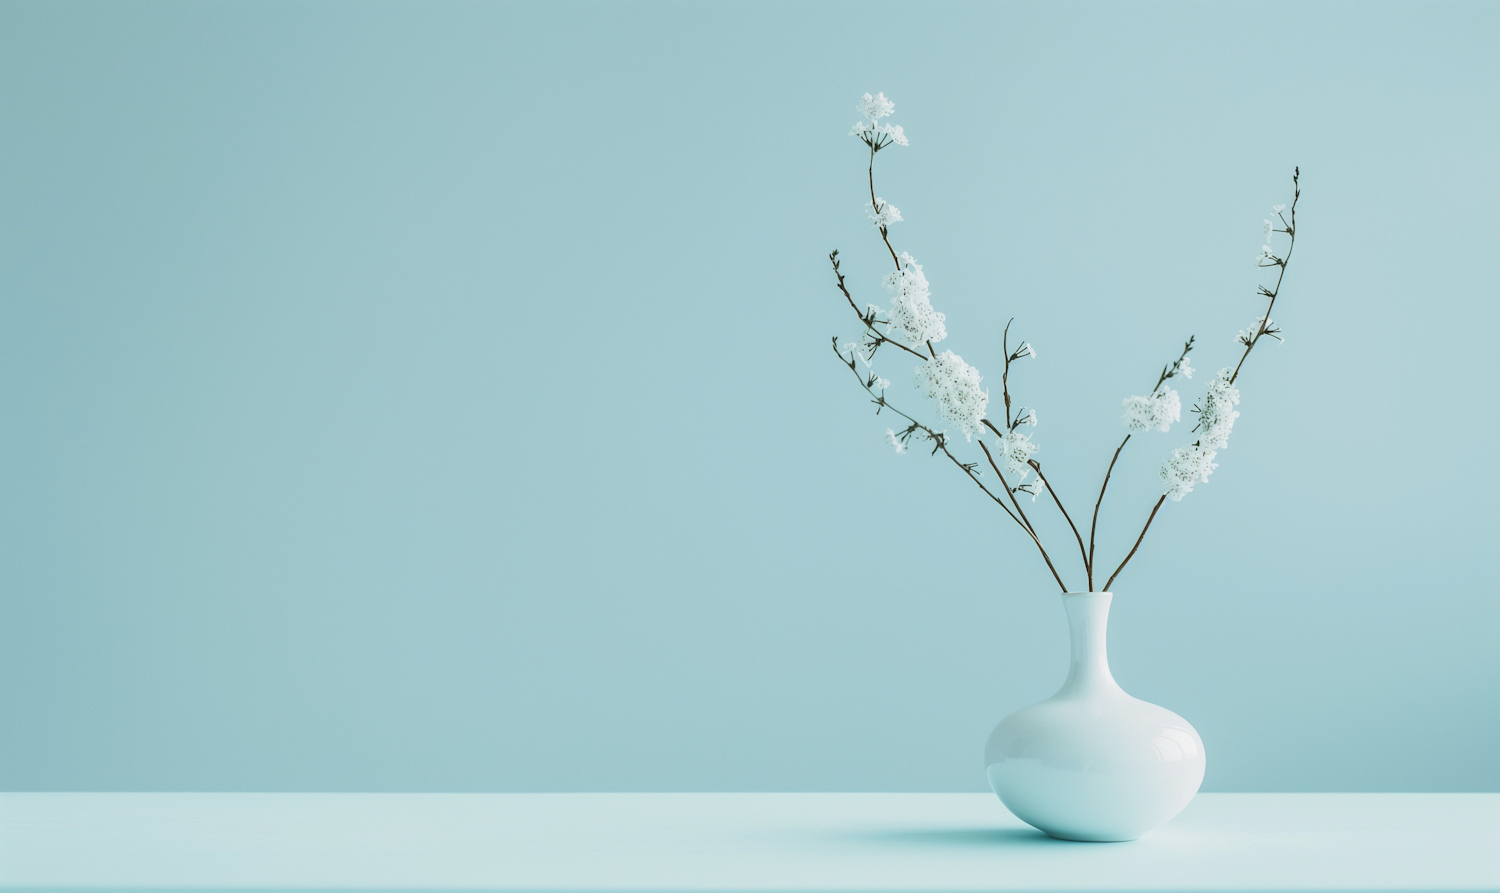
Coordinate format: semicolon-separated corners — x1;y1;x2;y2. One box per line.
876;121;906;145
841;340;873;368
864;303;882;318
1236;315;1279;346
1272;203;1286;214
885;428;907;454
914;350;989;441
998;430;1039;479
849;121;869;137
1021;342;1036;359
1019;408;1038;427
1258;244;1277;263
867;198;902;228
874;377;891;390
1176;355;1194;379
1263;219;1275;240
857;92;895;121
1022;476;1048;502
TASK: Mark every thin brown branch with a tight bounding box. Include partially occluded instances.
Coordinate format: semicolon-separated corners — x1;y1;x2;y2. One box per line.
1000;319;1014;428
978;438;1069;593
1029;460;1089;580
827;251;928;361
868;148;901;271
1231;168;1300;385
1104;495;1166;592
1086;434;1130;590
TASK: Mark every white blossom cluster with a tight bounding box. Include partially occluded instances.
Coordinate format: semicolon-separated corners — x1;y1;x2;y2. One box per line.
1122;388;1182;433
867;198;902;228
883;252;947;346
1160;368;1241;500
1197;369;1240;449
1161;446;1218;502
885;428;908;454
998;430;1039;479
849;92;909;146
914;350;989;441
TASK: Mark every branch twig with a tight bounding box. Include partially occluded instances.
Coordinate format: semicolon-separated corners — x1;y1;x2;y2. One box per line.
1029;460;1089;580
1104;495;1166;592
1231;168;1300;385
1086;435;1130;590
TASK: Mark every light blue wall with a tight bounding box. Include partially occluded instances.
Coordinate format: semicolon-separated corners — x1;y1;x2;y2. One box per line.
1;1;1496;793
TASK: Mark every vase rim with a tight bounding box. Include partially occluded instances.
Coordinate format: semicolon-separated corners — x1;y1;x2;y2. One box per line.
1062;591;1112;596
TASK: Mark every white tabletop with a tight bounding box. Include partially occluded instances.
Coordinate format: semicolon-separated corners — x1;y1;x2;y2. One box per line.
2;792;1496;891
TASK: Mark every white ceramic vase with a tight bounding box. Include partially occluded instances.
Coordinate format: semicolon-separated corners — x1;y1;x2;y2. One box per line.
984;591;1206;841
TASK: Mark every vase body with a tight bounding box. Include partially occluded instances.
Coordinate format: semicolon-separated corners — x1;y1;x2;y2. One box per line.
984;592;1205;842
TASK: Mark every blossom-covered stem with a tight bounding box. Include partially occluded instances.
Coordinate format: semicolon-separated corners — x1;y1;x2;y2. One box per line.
827;251;929;361
1103;495;1166;592
1231;169;1300;385
1028;460;1090;577
867;147;902;271
1086;434;1131;590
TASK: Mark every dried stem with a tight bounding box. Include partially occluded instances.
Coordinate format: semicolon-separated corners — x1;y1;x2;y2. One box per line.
868;147;901;271
978;441;1069;592
1086;435;1130;590
1029;460;1089;580
1000;319;1014;428
1104;495;1166;592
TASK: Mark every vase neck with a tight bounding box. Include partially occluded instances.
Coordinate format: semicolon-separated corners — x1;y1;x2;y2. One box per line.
1057;592;1123;698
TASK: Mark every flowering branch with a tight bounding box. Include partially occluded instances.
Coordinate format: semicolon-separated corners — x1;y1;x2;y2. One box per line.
1232;168;1300;384
830;338;1068;593
1108;170;1302;590
1086;336;1194;589
827;251;929;362
826;93;1303;598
